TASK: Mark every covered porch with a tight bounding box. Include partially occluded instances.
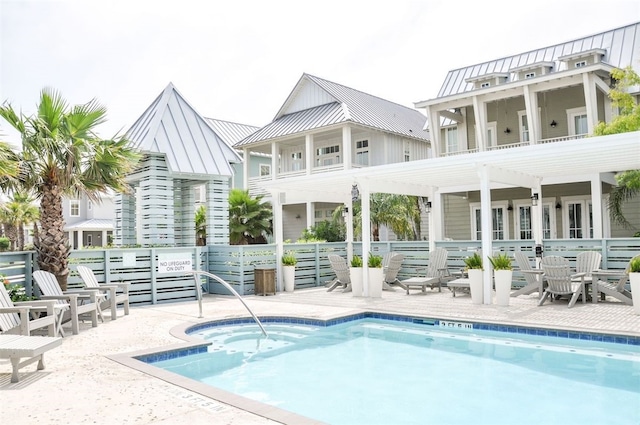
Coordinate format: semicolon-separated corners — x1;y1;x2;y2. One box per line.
260;131;640;303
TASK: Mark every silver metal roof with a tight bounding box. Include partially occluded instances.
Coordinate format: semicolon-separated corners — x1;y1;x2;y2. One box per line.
204;118;259;148
235;74;429;147
127;83;242;177
434;22;640;99
64;219;114;231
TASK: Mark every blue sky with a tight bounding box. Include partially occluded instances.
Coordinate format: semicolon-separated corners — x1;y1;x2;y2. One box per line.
1;0;639;145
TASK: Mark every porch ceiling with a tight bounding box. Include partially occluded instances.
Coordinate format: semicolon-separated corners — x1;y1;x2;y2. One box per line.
259;131;640;203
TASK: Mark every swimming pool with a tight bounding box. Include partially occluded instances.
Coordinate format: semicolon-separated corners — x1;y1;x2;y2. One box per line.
142;315;640;425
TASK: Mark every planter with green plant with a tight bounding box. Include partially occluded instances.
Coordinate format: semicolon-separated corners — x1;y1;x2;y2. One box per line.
350;255;363;297
368;253;384;298
629;256;640;315
464;252;484;305
282;251;297;292
488;253;513;306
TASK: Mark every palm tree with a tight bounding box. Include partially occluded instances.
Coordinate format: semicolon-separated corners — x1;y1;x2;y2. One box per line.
195;205;207;246
228;189;272;245
0;140;19;181
2;192;40;251
0;88;140;289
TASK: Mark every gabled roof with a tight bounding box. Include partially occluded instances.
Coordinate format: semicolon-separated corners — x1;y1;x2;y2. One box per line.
433;22;640;99
64;219;114;231
126;83;241;176
204;118;260;149
235;74;429;147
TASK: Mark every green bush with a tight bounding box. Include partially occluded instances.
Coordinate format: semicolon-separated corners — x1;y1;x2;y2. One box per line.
350;255;363;267
0;237;9;251
281;251;298;266
464;252;483;270
368;253;383;268
488;253;512;270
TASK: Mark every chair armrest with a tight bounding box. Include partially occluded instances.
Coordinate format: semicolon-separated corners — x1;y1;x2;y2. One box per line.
99;284;130;294
0;306;31;314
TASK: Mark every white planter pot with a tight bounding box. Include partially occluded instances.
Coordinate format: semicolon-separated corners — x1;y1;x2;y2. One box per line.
368;268;384;298
351;267;363;297
468;269;484;305
283;266;295;292
494;270;513;306
630;273;640;315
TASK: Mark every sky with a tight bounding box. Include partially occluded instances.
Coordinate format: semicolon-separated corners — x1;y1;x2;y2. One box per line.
1;0;639;146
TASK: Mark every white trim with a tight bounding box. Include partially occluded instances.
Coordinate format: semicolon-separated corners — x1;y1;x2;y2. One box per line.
69;200;80;217
566;107;587;136
259;164;271;176
560;195;592;239
470;201;509;240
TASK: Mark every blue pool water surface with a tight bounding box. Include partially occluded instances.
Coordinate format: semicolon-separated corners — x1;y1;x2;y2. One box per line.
150;318;640;425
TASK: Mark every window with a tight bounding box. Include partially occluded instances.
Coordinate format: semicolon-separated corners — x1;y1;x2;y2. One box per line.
486;122;497;147
524;72;536;79
70;200;80;217
88;201;93;211
86;234;92;247
445;127;458;153
403;141;410;162
518;111;530;143
291;151;303;171
517;206;532;239
567;107;588;136
314;210;322;219
316;145;340;166
480;82;490;88
259;164;271;176
567;202;583;239
575;61;587;68
472;204;508;240
355;140;369;166
194;185;205;203
515;202;554;239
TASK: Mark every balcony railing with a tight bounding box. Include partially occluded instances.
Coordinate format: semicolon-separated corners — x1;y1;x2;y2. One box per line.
443;134;588;157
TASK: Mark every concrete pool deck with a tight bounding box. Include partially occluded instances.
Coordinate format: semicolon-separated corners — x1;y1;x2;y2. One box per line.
2;286;639;424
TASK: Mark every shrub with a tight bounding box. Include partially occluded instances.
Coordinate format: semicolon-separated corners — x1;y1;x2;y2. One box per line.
368;253;383;268
282;251;298;266
350;255;363;267
464;252;483;270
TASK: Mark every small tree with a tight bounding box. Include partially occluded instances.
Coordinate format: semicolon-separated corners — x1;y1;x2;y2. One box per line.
593;66;640;229
195;205;207;246
228;189;272;245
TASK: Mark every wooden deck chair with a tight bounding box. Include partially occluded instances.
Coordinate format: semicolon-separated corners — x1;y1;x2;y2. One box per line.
0;283;58;337
399;247;448;294
511;252;544;297
382;253;404;291
539;263;586;308
77;266;130;320
326;254;351;292
540;255;570;267
575;251;602;279
593;254;638;305
33;270;99;335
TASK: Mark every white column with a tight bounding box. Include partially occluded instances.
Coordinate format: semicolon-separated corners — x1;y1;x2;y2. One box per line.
242;148;250;189
583;73;598;135
478;166;493;305
305;134;313;175
346;198;354;263
429;189;440;252
79;230;84;250
591;175;603;239
523;85;540;143
272;191;284;292
102;230;107;247
426;106;441;157
472;96;488;152
271;142;278;180
360;181;371;297
342;126;352;170
306;202;314;231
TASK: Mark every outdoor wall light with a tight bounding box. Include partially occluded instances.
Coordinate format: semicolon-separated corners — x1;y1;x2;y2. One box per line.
556;202;562;210
351;184;360;202
341;206;349;218
531;193;539;206
295;214;301;219
425;201;432;214
550;120;557;128
504;127;511;134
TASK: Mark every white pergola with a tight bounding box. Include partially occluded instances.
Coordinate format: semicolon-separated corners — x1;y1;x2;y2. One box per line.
260;132;640;303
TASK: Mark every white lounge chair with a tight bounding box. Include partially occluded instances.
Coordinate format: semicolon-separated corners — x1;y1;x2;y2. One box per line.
326;255;351;292
592;254;638;305
399;248;449;294
0;334;63;382
575;251;602;279
511;252;544;298
33;270;100;335
382;253;404;291
0;283;59;337
77;266;130;320
539;263;586;308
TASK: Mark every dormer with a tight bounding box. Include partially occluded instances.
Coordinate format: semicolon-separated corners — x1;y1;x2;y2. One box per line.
558;48;606;70
465;73;509;90
509;61;554;81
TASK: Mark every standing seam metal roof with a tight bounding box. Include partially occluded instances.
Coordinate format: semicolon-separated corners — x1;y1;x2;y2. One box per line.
204;118;260;148
234;74;429;147
435;22;640;99
126;83;241;176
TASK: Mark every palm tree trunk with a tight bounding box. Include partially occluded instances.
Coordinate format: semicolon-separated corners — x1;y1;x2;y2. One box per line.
17;223;25;251
36;184;70;290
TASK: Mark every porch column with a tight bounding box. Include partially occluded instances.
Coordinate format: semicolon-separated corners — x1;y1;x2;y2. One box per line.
590;175;603;239
102;230;107;247
342;126;352;170
273;191;284;292
523;85;540;143
478;166;493;304
531;183;543;267
359;180;371;297
242;148;250;190
429;189;441;252
306;202;314;231
346;197;354;263
426;106;441;157
271;142;278;180
472;96;488;152
582;73;598;135
305;134;313;175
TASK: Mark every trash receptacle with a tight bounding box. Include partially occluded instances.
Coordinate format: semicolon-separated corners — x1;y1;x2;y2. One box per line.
254;267;276;296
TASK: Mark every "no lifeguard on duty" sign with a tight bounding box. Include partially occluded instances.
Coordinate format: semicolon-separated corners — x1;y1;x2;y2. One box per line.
157;252;193;274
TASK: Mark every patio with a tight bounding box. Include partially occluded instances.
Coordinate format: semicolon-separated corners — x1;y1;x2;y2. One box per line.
1;287;638;424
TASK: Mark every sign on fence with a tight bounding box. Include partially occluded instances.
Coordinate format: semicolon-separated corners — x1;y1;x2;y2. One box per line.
158;252;193;274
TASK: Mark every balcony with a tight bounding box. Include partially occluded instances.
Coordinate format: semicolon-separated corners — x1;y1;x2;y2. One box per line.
442;134;588;157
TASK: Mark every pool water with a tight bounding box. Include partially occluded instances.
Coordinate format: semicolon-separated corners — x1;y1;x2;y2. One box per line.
152;319;640;425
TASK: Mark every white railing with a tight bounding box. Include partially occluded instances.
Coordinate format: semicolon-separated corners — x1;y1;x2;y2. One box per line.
538;134;587;144
443;134;588;156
